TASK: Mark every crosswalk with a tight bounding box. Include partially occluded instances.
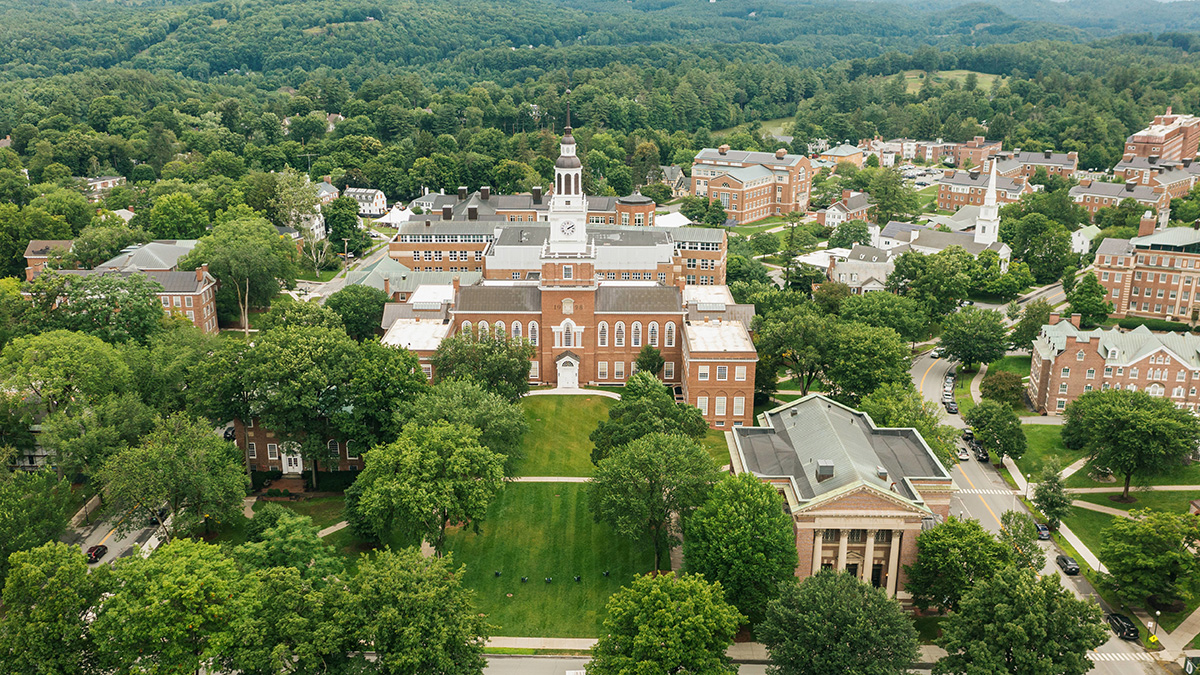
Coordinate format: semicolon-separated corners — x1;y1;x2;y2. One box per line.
1087;651;1154;662
956;488;1017;495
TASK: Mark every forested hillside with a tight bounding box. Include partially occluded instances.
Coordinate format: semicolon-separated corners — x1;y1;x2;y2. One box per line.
867;0;1200;36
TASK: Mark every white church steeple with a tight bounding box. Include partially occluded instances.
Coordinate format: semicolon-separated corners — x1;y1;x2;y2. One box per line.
974;161;1000;247
548;94;588;253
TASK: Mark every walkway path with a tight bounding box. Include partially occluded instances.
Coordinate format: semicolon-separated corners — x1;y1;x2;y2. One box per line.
1071;500;1136;519
317;521;348;538
1061;458;1089;479
242;496;257;519
1066;485;1200;493
510;476;589;483
1018;416;1064;426
526;388;621;400
968;363;988;404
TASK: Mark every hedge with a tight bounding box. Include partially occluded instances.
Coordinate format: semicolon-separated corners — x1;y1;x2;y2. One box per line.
1116;317;1195;333
315;470;360;493
251;470;283;491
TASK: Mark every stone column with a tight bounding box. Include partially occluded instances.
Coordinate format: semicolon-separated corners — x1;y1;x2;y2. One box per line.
811;528;823;575
862;529;877;584
886;530;902;597
836;529;849;571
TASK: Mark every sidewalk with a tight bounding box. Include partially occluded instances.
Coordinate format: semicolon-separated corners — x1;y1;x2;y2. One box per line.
1071;500;1135;519
483;638;948;665
526;388;621;400
1066;485;1200;493
968;363;988;404
510;476;589;483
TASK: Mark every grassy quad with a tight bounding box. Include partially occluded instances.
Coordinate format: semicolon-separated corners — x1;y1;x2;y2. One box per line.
443;483;657;637
1013;426;1084;478
510;395;614;477
1065;461;1200;489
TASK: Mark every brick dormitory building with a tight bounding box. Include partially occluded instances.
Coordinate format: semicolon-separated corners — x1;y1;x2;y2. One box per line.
1029;313;1200;414
689;144;812;225
237;127;759;476
1093;213;1200;324
728;394;954;601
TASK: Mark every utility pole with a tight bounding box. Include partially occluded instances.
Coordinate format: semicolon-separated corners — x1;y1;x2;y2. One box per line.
342;238;350;278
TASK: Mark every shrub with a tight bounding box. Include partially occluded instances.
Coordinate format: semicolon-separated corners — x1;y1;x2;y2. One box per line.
315;470;360;493
251;470;283;491
1117;317;1191;333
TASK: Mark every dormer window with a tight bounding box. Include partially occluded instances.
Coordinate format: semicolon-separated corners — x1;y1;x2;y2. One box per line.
1108;349;1118;359
1076;350;1085;361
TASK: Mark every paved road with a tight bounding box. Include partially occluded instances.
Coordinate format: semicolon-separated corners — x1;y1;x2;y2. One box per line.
485;657;770;674
62;508;161;566
910;352;1169;674
305;234;393;301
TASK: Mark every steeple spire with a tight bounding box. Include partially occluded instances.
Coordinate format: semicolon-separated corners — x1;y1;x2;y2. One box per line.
975;159;1000;246
564;88;572;132
984;160;998;207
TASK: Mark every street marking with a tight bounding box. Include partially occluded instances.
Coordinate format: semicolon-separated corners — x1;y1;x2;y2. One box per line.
96;512;130;546
958;489;1018;495
956;469;1004;530
919;356;940;394
1087;652;1153;661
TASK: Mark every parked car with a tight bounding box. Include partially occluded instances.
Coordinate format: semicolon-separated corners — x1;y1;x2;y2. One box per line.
86;545;108;564
1106;613;1140;641
1056;554;1080;575
957;447;970;461
945;401;959;414
931;348;944;358
975;447;990;462
1036;523;1051;540
223;426;237;442
962;429;974;442
942;391;954;402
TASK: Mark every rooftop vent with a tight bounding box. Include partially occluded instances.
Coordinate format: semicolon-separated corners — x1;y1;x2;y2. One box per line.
876;466;888;481
816;460;835;482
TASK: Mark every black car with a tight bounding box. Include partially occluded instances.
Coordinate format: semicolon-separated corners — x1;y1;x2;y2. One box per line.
962;429;974;442
1036;523;1051;540
945;401;959;414
975;447;990;462
223;426;237;441
1056;554;1080;575
1106;613;1140;641
86;544;108;564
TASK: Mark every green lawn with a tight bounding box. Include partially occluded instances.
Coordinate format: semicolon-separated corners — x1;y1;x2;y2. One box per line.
256;495;347;530
1074;491;1200;513
777;376;824;392
953;372;975;416
701;428;730;467
1065;460;1200;489
1013;425;1084;478
510;396;613;477
1061;508;1118;560
208;513;252;547
296;266;342;282
987;355;1032;378
444;483;657;637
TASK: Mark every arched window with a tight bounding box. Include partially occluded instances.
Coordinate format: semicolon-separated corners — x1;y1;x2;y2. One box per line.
561;320;575;348
478;321;489;338
493;321;506;338
1148;383;1164;397
615;322;626;347
461;320;473;334
665;322;676;348
327;439;339;453
649;322;659;347
598;322;609;347
632;322;642;348
556;174;562;195
345;441;359;460
529;321;539;346
512;322;522;340
574;173;580;195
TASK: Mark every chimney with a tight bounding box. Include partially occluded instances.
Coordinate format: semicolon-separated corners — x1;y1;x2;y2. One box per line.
1125;182;1136;192
718;144;730;155
1049;312;1061;325
457;186;468;200
452;275;460;294
467;205;478;220
383;277;390;298
1150;155;1159;165
442;205;452;220
816;460;834;482
532;186;543;204
1079;178;1092;188
322;175;331;183
424;219;432;228
842;189;853;202
775;148;786;159
1068;151;1078;162
196;263;208;282
1069;313;1082;328
480;186;490;200
1139;210;1157;237
1044;149;1052;159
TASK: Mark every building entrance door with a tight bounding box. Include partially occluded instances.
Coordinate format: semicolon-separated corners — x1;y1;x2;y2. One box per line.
557;357;579;389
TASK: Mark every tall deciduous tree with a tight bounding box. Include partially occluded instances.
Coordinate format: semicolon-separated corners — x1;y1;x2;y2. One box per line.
684;473;799;625
349;548;489;675
964;399;1026;464
999;510;1046;571
588;573;743;675
100;413;248;539
0;329;132;416
1033;460;1072;530
1062;389;1200;500
179;217;299;335
859;382;959;469
589;371;707;464
755;303;834;395
326;284;389;341
349;422;504;554
935;567;1105;675
233;512;343;585
323;195;371;256
402;378;528;474
840;292;928;344
828;219;871;249
1098;509;1200;606
759;571;918;675
825;321;910;404
634;344;665;376
149;192;209;239
0;204;71;278
55;271;166;344
0;469;74;584
886;249;970;319
431;331;535;403
980;371;1024;408
904;516;1009;613
1009;297;1052;351
0;542;103;675
91;539;244;674
1066;273;1113;327
868;167;920;224
939;307;1008;368
589;432;718;570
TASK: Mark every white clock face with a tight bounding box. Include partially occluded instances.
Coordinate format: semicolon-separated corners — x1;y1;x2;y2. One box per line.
560;220;577;236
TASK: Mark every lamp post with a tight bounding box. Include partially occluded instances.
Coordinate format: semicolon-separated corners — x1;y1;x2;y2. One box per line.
1154;610;1161;638
342;238;350;277
1025;473;1032;500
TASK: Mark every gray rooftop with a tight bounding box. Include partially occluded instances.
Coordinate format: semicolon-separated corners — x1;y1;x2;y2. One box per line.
695;147;803;167
456;285;541;313
1014;150;1077;168
732;394;950;506
1132;227;1200;250
1033;321;1200;368
53;268;213;293
1069;181;1158;201
939;171;1029;195
96;240;197;272
595;285;682;313
1095;238;1134;256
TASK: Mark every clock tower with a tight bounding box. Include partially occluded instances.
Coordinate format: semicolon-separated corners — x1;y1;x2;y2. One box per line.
548;122;589;254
